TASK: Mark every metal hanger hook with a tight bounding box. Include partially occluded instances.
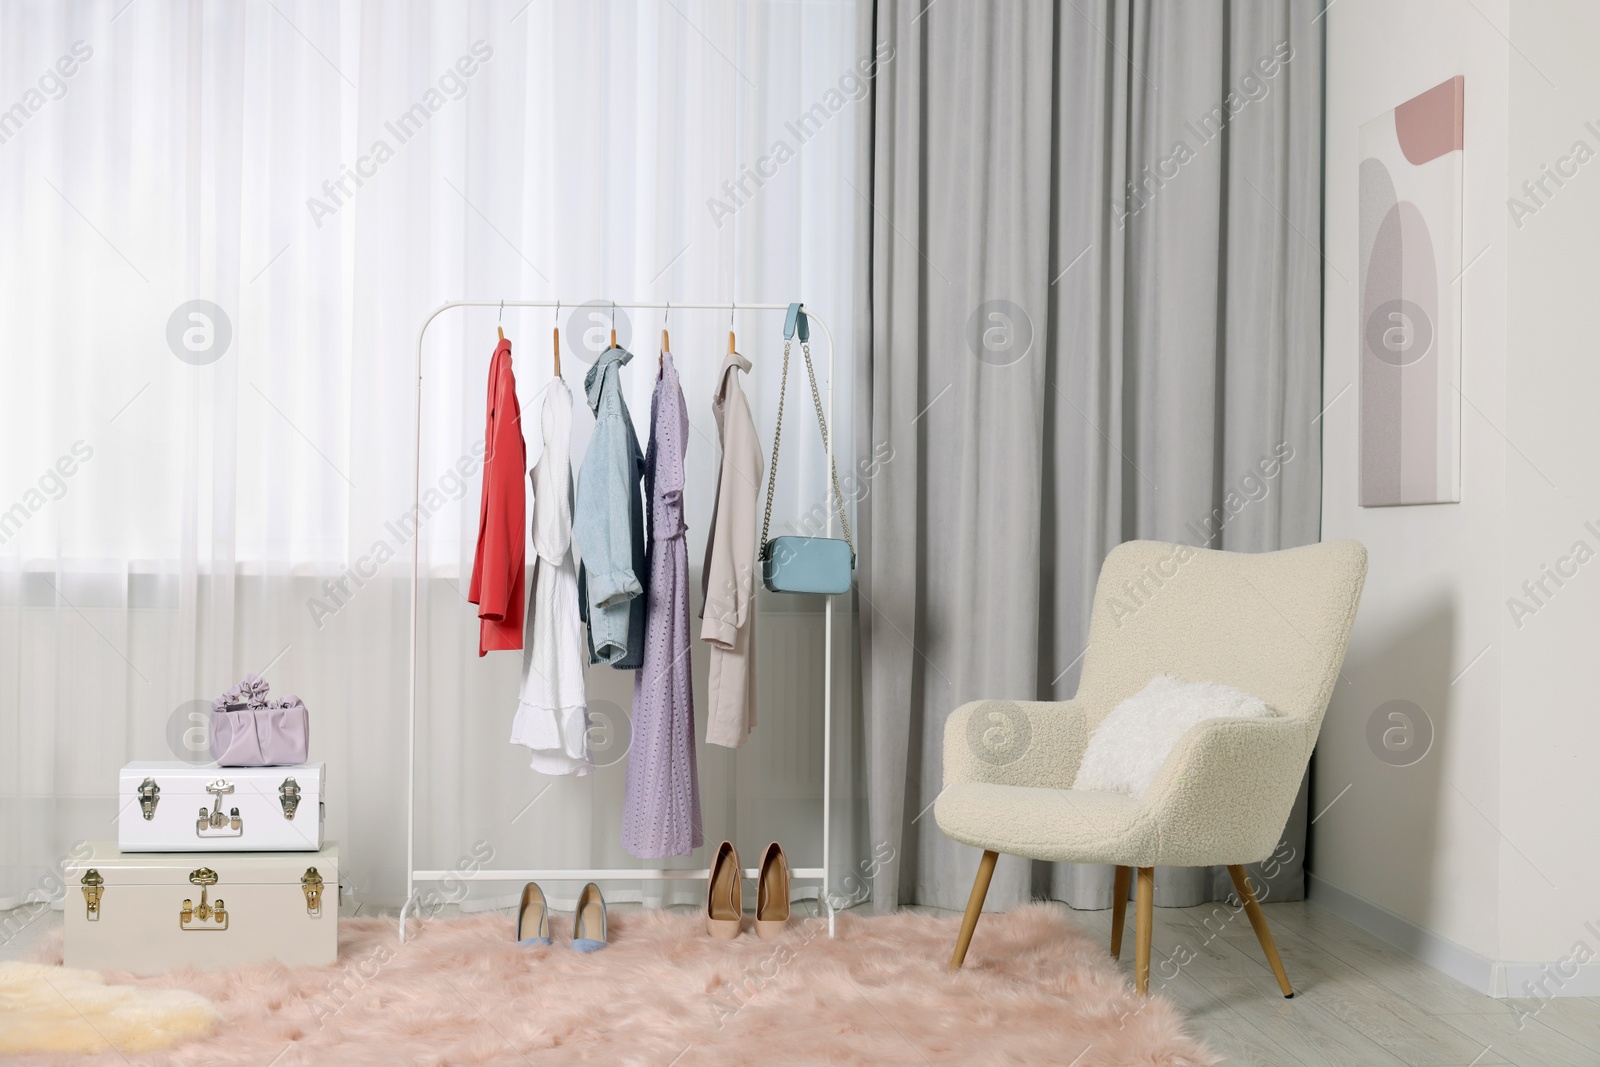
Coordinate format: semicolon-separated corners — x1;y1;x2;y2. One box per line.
663;300;670;329
498;300;504;324
554;299;561;324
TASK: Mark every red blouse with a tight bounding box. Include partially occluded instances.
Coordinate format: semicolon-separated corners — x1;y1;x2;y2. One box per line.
468;337;526;655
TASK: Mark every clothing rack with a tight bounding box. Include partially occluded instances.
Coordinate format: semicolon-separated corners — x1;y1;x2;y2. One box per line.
400;300;841;941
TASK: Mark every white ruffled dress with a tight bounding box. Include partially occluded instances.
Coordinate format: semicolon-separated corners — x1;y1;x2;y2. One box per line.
510;378;592;775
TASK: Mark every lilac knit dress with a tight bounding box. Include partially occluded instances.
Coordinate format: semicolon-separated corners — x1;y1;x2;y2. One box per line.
621;354;702;858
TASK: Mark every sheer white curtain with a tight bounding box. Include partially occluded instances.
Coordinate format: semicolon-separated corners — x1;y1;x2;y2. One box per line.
0;0;863;914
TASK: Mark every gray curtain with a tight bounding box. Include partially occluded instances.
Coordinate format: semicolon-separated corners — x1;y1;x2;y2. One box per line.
853;0;1325;912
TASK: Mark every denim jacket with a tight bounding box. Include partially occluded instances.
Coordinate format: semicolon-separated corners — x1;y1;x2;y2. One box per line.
574;345;647;668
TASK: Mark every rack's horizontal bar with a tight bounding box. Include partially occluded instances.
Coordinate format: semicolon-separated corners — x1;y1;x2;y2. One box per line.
412;867;825;882
431;299;803;311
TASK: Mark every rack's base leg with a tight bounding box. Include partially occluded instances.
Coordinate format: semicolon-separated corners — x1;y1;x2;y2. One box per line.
398;895;413;943
827;896;836;939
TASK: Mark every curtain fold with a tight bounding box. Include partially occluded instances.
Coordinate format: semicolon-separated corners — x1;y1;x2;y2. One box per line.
856;0;1325;912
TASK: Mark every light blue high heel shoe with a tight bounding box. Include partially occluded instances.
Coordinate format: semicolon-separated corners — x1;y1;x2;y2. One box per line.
516;882;551;946
572;882;608;953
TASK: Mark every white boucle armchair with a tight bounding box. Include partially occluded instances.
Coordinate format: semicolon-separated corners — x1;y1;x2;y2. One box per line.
935;539;1367;996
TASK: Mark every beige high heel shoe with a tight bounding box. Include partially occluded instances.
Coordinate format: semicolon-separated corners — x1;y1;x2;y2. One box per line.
706;840;743;939
515;882;551;946
571;882;608;952
755;842;791;940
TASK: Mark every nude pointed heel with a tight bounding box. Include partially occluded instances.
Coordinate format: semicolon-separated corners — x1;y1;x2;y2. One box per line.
572;882;608;953
706;841;743;939
515;882;551;946
755;842;791;940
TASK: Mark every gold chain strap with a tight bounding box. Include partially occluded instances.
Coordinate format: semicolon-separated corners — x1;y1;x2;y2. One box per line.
759;340;791;555
759;338;854;558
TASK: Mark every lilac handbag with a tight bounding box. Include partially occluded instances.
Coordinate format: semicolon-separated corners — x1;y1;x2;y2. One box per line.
209;674;310;767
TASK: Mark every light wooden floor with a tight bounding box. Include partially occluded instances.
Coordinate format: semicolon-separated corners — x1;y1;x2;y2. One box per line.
1049;899;1600;1067
5;897;1596;1065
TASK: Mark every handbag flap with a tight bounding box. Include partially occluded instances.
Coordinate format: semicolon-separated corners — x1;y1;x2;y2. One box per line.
762;535;854;594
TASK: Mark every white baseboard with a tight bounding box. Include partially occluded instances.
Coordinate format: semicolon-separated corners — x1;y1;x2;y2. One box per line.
1307;873;1600;998
1306;873;1496;993
1494;958;1600;999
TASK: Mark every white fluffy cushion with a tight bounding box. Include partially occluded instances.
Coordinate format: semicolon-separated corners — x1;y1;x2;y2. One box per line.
1071;675;1275;799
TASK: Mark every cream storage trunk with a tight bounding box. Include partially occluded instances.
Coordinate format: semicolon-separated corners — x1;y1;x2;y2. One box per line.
118;761;324;852
65;842;338;972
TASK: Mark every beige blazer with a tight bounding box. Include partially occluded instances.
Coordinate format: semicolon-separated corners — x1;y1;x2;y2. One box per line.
701;351;763;747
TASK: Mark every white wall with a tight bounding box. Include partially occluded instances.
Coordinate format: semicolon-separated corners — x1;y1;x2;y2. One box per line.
1319;0;1600;995
1499;0;1600;983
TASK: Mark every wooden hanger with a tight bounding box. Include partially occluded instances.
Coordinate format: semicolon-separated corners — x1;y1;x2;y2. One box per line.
659;302;669;373
498;300;504;343
552;300;561;377
609;301;617;350
728;303;736;355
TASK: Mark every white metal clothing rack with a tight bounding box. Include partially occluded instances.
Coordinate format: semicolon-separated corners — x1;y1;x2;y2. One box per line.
400;300;841;941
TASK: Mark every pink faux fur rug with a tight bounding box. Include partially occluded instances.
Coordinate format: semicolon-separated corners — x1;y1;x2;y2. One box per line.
25;904;1217;1066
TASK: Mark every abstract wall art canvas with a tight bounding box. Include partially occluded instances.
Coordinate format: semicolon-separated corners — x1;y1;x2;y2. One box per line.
1358;75;1464;506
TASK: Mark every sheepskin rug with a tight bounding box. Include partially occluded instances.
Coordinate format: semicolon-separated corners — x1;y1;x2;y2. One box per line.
0;961;220;1055
25;903;1217;1065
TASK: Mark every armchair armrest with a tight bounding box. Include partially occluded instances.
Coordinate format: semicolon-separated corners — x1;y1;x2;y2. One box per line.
943;699;1092;791
1141;715;1316;867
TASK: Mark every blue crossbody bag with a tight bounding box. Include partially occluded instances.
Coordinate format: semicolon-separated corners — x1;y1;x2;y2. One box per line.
758;303;855;595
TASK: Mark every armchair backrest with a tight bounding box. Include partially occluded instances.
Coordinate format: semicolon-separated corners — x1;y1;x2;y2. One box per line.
1074;540;1368;733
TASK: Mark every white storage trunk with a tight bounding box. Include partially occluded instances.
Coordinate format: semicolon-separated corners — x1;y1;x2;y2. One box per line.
118;761;325;852
65;842;339;973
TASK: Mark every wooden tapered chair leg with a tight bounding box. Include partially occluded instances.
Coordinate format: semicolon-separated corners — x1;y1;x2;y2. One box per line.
949;849;999;971
1134;866;1154;995
1110;865;1131;960
1228;864;1294;998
